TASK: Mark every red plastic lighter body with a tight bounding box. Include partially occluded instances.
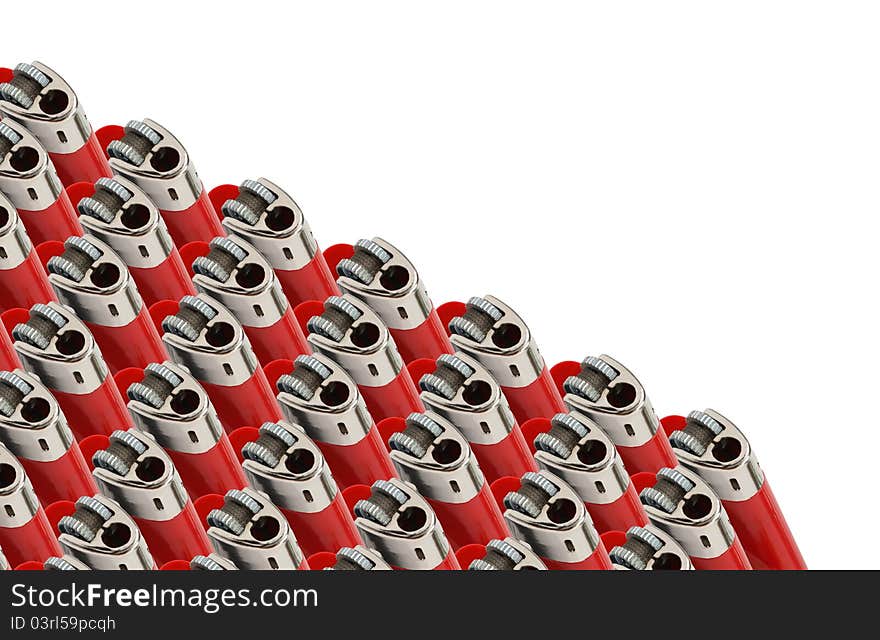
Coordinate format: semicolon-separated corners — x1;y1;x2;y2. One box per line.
428;486;509;551
237;421;363;558
387;412;510;550
528;412;649;534
210;179;339;307
445;296;564;424
358;368;424;424
42;235;168;374
68;178;196;307
6;303;132;440
0;62;111;186
185;236;310;364
0;196;56;313
690;537;752;571
18;192;82;246
17;451;95;506
410;353;537;483
90;429;212;567
555;356;677;475
54;377;131;440
279;495;362;558
313;430;395;490
48;133;111;187
156;295;282;433
85;307;168;375
329;238;453;363
499;471;612;571
274;354;398;489
664;411;806;570
119;362;248;500
0;446;63;566
133;504;211;566
100;121;223;247
300;296;424;423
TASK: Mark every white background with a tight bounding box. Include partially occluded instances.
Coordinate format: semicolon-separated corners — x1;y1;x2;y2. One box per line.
6;1;877;569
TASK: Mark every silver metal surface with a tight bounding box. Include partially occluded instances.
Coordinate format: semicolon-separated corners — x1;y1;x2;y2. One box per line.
106;119;202;211
0;547;7;570
669;409;764;502
448;296;545;388
326;545;392;570
418;352;517;446
206;488;304;570
609;524;694;571
0;194;32;269
468;537;548;570
306;295;403;387
192;235;289;327
241;421;338;513
44;555;91;571
502;470;601;563
190;554;238;570
57;495;156;570
0;444;40;527
161;295;259;386
11;303;108;394
78;176;174;268
639;466;736;560
220;178;318;270
389;412;484;503
0;369;74;462
47;235;143;326
0;62;92;153
0;119;63;212
92;429;188;521
563;355;661;448
125;361;224;454
533;411;630;505
276;353;375;446
353;478;450;569
336;237;433;330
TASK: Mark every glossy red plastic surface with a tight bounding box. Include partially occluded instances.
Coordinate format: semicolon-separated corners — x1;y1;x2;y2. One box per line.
0;509;63;567
691;537;753;570
50;132;112;187
585;482;649;534
128;256;197;309
435;301;466;333
17;190;82;245
455;543;487;570
53;375;133;441
388;310;453;364
428;483;509;550
357;369;424;423
167;441;248;501
315;425;396;490
549;360;581;397
161;191;224;247
87;307;168;375
207;185;340;306
19;446;98;504
0;249;56;313
616;428;678;476
470;429;538;484
279;493;362;557
0;324;20;370
275;251;340;308
722;481;806;570
201;368;281;433
306;551;338;571
501;367;566;424
244;307;310;365
433;551;462;570
134;502;212;566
